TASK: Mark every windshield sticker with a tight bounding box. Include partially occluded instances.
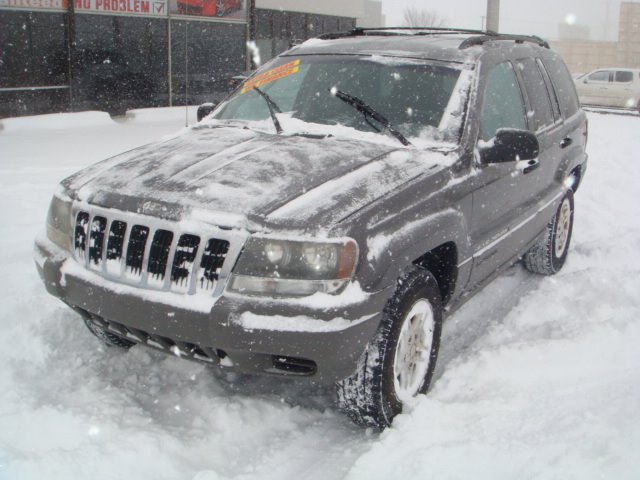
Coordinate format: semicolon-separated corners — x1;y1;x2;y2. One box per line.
240;59;301;94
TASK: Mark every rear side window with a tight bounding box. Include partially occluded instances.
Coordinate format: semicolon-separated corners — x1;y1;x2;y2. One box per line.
536;58;562;121
614;71;633;83
517;58;554;131
541;54;580;119
479;61;527;141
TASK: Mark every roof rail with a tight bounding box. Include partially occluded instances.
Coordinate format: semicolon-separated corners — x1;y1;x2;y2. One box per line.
317;27;550;50
317;26;492;40
459;33;550;49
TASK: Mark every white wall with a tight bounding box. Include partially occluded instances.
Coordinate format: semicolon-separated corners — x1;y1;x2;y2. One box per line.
357;0;384;27
257;0;364;17
256;0;383;26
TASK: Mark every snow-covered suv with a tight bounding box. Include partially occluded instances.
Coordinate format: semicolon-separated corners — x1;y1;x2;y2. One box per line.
35;28;588;428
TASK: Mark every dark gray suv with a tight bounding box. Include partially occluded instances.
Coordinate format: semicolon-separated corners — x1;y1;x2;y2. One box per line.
35;28;588;428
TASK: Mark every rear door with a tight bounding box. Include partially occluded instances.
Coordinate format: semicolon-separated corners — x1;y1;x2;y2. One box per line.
511;56;566;241
609;70;636;108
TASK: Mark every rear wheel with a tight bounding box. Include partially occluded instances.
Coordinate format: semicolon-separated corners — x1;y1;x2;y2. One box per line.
336;268;442;428
524;190;574;275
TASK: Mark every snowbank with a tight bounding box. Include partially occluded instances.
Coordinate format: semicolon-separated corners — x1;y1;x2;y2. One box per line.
0;109;639;479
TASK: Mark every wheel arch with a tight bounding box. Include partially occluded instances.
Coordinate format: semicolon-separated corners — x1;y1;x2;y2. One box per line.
567;164;584;192
359;208;470;303
412;242;458;305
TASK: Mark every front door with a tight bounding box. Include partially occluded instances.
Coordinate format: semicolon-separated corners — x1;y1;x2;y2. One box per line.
467;60;537;287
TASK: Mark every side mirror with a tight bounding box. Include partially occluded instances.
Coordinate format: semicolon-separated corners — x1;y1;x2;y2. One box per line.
480;129;539;165
197;102;217;122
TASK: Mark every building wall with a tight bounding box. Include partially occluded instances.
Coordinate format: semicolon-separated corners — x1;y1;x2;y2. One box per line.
618;1;640;66
551;41;619;74
256;0;382;28
0;0;361;118
357;0;385;28
0;4;249;118
552;1;640;74
257;0;362;18
253;8;356;64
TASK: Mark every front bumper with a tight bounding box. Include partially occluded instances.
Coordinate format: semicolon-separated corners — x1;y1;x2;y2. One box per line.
34;235;389;384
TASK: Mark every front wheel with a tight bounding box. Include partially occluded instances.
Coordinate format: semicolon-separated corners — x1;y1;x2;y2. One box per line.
336;268;442;428
524;190;574;275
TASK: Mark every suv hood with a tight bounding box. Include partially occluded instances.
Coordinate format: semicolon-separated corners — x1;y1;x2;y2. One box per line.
63;125;452;231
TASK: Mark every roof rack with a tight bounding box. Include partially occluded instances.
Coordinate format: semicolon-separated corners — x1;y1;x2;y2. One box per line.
317;27;550;50
459;33;549;49
318;27;490;40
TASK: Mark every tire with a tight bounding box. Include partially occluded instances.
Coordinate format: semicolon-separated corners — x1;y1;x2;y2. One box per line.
336;268;443;428
83;317;135;349
524;190;574;275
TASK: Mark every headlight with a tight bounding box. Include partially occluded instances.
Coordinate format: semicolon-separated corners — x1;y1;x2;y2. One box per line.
228;237;358;296
46;193;73;252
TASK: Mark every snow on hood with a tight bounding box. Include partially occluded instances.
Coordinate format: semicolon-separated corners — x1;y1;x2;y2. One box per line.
62;124;454;231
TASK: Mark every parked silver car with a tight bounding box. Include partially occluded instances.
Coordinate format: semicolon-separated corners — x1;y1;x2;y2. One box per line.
574;68;640;111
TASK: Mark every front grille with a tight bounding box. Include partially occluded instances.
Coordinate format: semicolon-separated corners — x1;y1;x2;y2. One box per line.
74;210;231;294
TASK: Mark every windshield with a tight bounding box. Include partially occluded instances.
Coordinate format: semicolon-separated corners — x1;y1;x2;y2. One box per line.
212;55;467;146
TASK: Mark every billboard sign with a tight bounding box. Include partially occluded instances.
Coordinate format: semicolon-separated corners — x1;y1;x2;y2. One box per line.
0;0;167;14
0;0;250;19
169;0;245;19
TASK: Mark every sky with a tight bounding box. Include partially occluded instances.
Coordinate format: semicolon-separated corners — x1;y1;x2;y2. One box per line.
381;0;632;41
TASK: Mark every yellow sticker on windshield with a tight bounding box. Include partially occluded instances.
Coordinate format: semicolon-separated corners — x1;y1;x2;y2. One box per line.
240;59;301;94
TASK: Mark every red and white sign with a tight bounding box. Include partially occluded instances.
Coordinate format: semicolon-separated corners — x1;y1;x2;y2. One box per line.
0;0;167;15
0;0;64;8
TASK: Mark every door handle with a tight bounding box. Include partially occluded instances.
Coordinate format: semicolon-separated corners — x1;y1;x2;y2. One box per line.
560;137;573;149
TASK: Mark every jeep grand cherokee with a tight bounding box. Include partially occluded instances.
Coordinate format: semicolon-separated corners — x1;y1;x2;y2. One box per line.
35;27;588;428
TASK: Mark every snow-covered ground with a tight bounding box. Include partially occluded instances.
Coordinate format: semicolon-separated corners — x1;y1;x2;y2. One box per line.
1;107;639;479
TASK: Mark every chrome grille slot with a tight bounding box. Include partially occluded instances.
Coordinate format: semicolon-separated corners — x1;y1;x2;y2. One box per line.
171;234;200;291
147;229;174;286
198;238;230;291
88;216;107;267
74;211;90;256
125;225;150;278
106;221;127;261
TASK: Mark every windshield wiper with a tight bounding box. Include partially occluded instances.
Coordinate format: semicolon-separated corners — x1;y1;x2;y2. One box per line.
329;89;412;146
253;86;283;134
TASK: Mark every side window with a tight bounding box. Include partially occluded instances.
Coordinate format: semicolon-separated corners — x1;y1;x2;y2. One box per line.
587;70;610;82
536;58;562;122
479;62;527;142
517;57;555;131
541;54;580;119
614;71;633;83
